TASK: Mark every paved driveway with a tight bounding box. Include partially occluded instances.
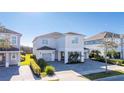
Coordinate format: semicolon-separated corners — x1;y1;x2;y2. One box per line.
47;59;124;75
0;65;35;81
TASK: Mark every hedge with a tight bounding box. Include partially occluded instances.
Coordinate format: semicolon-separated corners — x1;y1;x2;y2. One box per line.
37;58;48;72
108;59;124;65
92;57;124;66
21;56;25;62
30;59;41;77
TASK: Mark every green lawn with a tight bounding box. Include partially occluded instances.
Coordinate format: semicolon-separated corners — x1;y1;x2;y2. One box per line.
20;54;32;66
83;70;124;80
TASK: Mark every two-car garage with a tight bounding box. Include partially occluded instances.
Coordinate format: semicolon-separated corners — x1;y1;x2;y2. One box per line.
36;46;56;61
42;53;52;61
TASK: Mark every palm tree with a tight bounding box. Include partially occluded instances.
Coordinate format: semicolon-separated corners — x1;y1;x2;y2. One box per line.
89;50;101;58
95;50;101;57
107;49;118;59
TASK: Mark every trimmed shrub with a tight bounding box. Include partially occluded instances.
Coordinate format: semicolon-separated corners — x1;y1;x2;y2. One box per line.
91;56;105;62
30;59;41;77
37;58;48;72
45;66;55;76
89;50;101;58
109;59;124;65
30;55;37;60
21;56;25;62
92;57;124;66
40;72;47;77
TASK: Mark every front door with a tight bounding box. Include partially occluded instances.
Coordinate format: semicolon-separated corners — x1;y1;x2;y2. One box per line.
61;52;65;61
0;53;5;66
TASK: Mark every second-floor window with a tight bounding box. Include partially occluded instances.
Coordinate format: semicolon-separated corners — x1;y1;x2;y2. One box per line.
42;40;48;44
72;37;79;44
85;40;103;45
12;36;16;45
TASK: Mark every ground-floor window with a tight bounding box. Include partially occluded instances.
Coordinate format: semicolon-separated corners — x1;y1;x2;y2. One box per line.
11;53;17;60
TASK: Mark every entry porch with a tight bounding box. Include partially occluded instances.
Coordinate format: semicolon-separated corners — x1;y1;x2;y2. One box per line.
0;51;20;67
57;51;84;64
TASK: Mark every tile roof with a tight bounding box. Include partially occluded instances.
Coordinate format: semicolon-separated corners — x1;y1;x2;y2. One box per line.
37;46;56;50
0;27;22;35
86;31;120;41
65;32;84;35
33;32;85;42
33;32;63;42
0;46;19;51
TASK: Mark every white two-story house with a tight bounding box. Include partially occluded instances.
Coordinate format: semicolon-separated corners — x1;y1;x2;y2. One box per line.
33;32;85;64
85;31;121;57
0;26;22;67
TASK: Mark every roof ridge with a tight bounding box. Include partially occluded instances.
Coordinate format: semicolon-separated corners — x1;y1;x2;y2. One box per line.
0;26;22;35
86;31;120;41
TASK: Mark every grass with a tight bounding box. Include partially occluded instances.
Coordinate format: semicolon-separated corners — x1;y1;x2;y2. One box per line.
83;70;124;80
20;54;32;66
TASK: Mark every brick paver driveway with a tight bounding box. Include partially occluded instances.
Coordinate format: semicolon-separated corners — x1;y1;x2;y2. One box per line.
0;65;35;81
47;59;124;75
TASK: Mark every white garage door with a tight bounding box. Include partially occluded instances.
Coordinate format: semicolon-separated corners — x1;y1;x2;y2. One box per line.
42;53;52;61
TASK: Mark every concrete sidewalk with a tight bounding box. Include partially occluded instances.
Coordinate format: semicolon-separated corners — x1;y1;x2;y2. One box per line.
42;70;90;81
56;70;90;81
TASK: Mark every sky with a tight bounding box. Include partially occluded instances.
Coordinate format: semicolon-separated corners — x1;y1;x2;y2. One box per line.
0;12;124;47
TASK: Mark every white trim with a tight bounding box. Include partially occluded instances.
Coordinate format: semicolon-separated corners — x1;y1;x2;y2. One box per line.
0;51;20;53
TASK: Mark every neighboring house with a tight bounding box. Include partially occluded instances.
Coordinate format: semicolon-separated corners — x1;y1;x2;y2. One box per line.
33;32;85;63
84;31;121;57
0;26;22;67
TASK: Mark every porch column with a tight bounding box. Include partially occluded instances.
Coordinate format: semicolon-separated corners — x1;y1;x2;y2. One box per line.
51;52;55;61
81;51;84;62
17;52;20;66
64;51;68;64
58;52;61;61
5;53;9;67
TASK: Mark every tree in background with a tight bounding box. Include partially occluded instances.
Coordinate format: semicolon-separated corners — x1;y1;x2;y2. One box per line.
100;32;119;72
0;33;11;49
20;46;33;54
106;49;119;59
89;50;101;58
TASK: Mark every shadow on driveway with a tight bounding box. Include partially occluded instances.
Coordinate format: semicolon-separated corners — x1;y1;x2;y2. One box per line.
0;66;19;81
